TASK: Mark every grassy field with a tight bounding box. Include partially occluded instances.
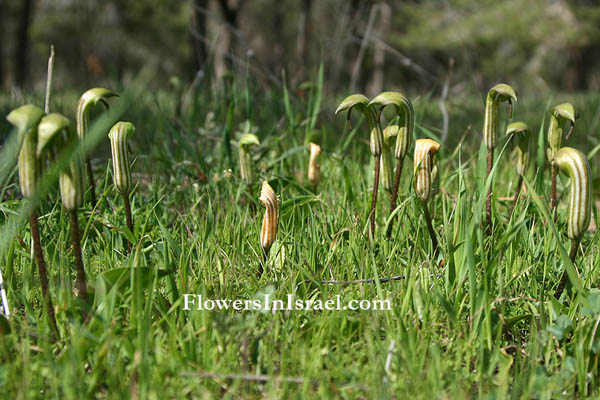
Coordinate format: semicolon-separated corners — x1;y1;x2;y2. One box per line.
1;78;600;398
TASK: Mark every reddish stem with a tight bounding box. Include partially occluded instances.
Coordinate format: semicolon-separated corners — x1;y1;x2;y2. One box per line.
29;210;59;341
386;158;404;239
69;210;89;313
370;155;381;238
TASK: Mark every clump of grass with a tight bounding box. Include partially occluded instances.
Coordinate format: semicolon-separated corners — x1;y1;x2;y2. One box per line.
76;88;118;206
108;121;136;251
6;104;59;339
307;142;322;191
413;138;441;254
335;94;383;238
506;122;530;219
38;113;89;312
258;180;278;275
547;103;577;215
551;147;591;299
482;83;517;234
368;92;414;239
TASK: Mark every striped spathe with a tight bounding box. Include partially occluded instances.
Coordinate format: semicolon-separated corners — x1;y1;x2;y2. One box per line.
108;122;135;194
413;139;441;202
259;181;278;253
553;147;591;240
308;142;321;187
76;88;118;139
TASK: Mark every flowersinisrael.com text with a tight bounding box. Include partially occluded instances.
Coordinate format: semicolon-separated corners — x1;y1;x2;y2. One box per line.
182;294;391;312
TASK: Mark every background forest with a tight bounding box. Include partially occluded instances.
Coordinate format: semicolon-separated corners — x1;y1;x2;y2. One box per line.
3;0;600;95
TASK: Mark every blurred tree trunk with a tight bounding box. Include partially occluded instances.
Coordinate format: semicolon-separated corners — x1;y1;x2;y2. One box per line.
367;1;390;96
271;0;285;76
563;46;581;92
191;0;208;72
293;0;312;85
15;0;34;88
0;0;4;88
215;0;241;79
350;3;378;92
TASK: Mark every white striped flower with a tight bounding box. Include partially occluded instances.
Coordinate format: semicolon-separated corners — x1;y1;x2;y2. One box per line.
238;133;260;185
108;122;135;194
483;84;518;150
6;105;45;198
414;139;441;202
368;92;413;160
259;181;278;254
38;113;85;211
76;88;118;139
368;92;414;238
506;122;530;176
307;142;322;187
77;88;117;204
335;94;383;156
547;103;577;162
552;147;591;240
336;94;385;236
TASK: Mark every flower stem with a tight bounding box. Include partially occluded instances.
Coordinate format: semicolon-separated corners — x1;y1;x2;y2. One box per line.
29;210;59;341
259;246;270;276
122;192;134;252
246;184;256;212
508;175;523;220
486;148;494;235
554;239;579;300
68;209;89;310
370;154;381;238
551;164;558;221
86;158;97;206
386;158;404;239
421;200;438;256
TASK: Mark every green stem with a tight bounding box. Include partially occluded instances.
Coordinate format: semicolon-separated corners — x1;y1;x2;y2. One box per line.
259;246;270;277
508;175;523;220
551;164;558;221
421;200;438;256
246;184;256;212
370;154;381;239
122;192;134;252
486;148;494;235
554;239;579;300
86;157;97;206
69;209;89;311
29;210;59;342
386;158;404;239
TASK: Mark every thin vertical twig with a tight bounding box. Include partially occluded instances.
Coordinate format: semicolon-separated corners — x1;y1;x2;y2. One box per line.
44;45;55;114
439;58;454;144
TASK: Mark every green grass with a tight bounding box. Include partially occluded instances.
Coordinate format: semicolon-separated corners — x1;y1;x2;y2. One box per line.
1;79;600;398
